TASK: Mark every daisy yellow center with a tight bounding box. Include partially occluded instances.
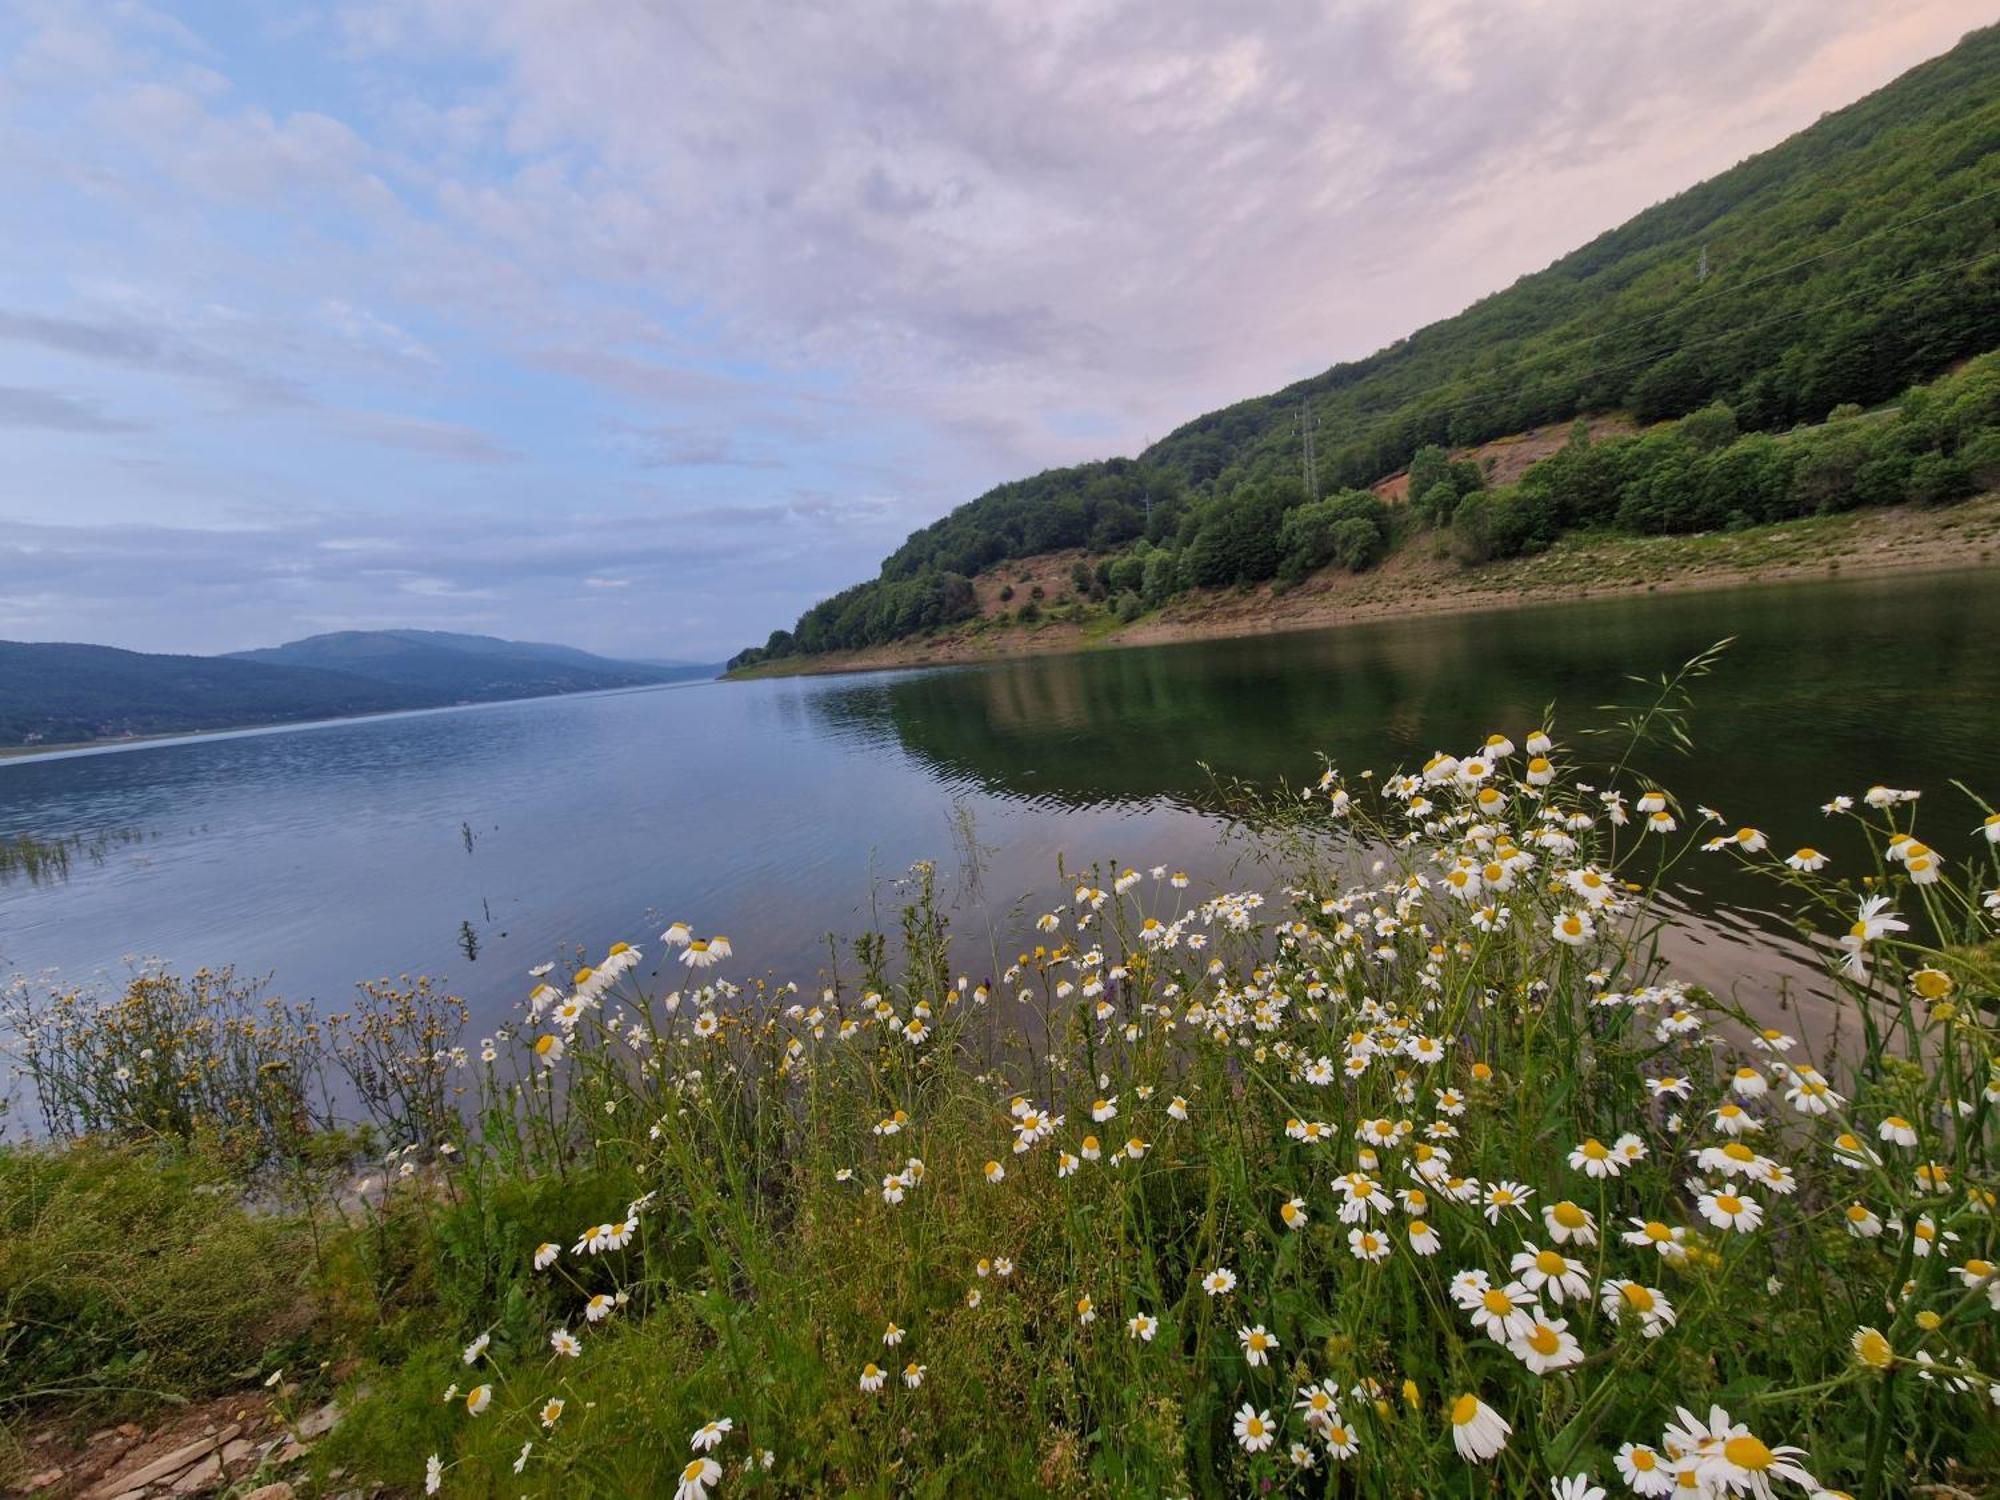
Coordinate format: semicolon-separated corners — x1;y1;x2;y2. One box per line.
1451;1394;1479;1425
1527;1325;1560;1355
1580;1139;1609;1158
1481;1289;1513;1316
1642;1221;1672;1242
1854;1329;1893;1368
1409;1219;1430;1236
682;1460;708;1482
1631;1448;1658;1472
1535;1249;1566;1275
1722;1436;1775;1471
1846;1204;1872;1222
1714;1194;1744;1215
1245;1417;1266;1437
1724;1143;1756;1163
1552;1201;1587;1228
1621;1283;1656;1312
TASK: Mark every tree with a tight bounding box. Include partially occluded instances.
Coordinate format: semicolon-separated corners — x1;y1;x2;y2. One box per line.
1679;401;1739;453
1407;446;1451;520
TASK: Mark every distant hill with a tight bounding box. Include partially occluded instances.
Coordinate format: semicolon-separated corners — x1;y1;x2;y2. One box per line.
0;641;434;747
228;630;714;697
734;23;2000;667
0;631;718;748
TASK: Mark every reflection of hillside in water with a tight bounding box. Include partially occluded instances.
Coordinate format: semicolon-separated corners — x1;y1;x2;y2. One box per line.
798;571;2000;1042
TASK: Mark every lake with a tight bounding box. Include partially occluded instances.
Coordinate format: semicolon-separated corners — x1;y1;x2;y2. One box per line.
4;569;1997;1046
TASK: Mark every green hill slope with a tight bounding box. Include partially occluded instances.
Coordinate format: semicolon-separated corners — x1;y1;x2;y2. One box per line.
734;24;1999;668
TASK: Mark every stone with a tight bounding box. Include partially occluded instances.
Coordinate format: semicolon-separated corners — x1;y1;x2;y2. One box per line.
239;1484;296;1500
170;1453;222;1494
21;1470;63;1492
91;1424;239;1497
294;1403;341;1440
221;1439;254;1465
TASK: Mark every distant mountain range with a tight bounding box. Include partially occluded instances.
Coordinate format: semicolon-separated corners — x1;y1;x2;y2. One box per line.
0;630;719;748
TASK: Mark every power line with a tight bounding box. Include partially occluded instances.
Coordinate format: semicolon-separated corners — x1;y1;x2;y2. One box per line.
1263;244;1996;459
1260;184;2000;438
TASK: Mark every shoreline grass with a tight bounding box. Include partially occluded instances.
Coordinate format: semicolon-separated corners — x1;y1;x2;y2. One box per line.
4;712;1997;1498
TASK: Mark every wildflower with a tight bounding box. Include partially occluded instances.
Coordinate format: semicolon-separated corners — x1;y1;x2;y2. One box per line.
551;1328;581;1357
1238;1324;1279;1367
425;1454;443;1495
1514;1243;1591;1304
1615;1443;1673;1497
691;1417;733;1452
1465;1279;1536;1342
1844;1202;1883;1238
1076;1294;1096;1325
1852;1327;1894;1371
1232;1403;1276;1453
1127;1312;1157;1342
1622;1218;1688;1260
1838;896;1908;977
1568;1138;1621;1178
1280;1196;1309;1230
1296;1382;1338;1433
1877;1115;1918;1148
1510;1312;1585;1374
1600;1279;1676;1336
1449;1393;1511;1462
881;1321;904;1346
859;1362;886;1393
465;1384;492;1416
1552;910;1594;946
1543;1199;1598;1246
1202;1266;1237;1296
533;1241;560;1270
462;1332;490;1365
1786;848;1827;871
675;1456;722;1500
982;1159;1005;1184
1482;1180;1533;1223
1408;1219;1441;1255
1697;1183;1765;1234
540;1398;565;1429
1348;1226;1391;1262
532;1031;565;1064
1552;1476;1606;1500
1695;1415;1817;1497
902;1361;926;1388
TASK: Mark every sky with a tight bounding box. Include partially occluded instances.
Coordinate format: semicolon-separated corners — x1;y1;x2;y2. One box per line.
0;2;1988;661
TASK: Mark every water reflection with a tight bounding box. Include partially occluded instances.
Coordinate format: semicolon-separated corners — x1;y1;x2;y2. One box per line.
3;571;1994;1045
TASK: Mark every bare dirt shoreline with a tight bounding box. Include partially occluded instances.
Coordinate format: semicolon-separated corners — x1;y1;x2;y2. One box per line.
733;496;2000;680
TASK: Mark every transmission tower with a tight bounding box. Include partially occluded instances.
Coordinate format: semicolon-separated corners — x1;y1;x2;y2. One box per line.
1297;401;1320;500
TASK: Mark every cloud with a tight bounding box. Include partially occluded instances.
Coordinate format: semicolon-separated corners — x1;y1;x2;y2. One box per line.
0;383;144;433
0;0;1987;658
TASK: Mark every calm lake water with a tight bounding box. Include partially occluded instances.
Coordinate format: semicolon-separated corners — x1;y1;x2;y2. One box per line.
4;570;1997;1045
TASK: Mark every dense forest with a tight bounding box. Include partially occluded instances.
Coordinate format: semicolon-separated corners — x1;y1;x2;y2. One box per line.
731;25;2000;669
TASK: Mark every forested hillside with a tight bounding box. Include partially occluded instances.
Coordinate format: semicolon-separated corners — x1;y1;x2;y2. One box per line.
732;24;1999;669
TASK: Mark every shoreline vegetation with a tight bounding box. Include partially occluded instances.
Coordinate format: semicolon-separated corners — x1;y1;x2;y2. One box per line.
730;348;2000;681
5;694;1997;1497
727;495;2000;680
